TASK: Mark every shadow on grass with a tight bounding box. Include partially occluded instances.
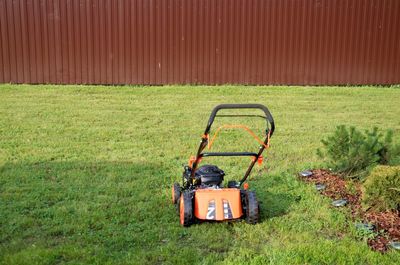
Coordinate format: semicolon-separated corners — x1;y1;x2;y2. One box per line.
261;191;295;219
0;160;175;252
251;173;297;220
0;160;243;264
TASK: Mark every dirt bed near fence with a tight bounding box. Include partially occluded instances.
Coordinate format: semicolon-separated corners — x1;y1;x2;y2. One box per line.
302;169;400;253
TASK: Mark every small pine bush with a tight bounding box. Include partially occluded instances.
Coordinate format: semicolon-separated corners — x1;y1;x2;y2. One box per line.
362;166;400;211
317;126;400;180
381;130;400;165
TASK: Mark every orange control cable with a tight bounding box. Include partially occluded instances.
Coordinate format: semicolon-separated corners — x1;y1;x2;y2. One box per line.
207;124;270;149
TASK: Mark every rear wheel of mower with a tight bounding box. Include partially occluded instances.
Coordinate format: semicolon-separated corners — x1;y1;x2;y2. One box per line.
171;182;181;204
179;191;194;227
243;191;259;224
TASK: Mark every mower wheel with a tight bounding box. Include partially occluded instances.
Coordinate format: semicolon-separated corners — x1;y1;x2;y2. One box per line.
172;182;181;204
244;191;259;224
179;191;194;227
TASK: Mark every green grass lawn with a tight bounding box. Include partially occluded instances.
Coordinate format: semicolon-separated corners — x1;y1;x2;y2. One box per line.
0;84;400;264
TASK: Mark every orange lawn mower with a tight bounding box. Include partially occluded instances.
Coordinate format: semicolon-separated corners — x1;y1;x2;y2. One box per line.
171;104;275;226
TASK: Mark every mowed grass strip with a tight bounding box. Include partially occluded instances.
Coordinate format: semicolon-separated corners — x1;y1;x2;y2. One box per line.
0;84;399;264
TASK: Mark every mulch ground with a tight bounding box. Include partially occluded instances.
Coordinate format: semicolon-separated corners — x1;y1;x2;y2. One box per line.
301;169;400;253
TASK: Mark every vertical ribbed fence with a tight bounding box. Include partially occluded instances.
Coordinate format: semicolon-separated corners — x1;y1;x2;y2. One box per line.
0;0;399;85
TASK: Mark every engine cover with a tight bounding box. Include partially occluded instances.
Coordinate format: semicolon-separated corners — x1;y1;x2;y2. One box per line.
195;165;225;186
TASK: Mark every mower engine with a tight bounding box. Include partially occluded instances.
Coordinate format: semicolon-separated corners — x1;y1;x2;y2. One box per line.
194;165;225;188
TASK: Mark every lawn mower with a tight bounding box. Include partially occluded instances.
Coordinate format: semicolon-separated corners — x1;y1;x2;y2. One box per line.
172;104;275;227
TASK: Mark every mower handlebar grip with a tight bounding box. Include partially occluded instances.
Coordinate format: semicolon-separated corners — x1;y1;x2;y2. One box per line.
205;104;275;136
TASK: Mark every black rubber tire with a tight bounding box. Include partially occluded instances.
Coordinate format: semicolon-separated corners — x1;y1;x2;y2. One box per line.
179;191;194;227
244;191;260;224
172;182;181;205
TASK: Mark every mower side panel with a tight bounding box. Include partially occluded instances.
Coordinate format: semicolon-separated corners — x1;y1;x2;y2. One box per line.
194;188;243;221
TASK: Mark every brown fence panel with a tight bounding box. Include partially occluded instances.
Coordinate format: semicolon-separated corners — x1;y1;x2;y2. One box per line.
0;0;399;85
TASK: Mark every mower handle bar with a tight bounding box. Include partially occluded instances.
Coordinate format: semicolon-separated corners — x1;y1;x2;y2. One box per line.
205;104;275;137
200;152;258;157
188;104;275;186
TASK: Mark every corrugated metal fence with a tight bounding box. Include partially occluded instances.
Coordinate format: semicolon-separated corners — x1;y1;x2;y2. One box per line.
0;0;399;85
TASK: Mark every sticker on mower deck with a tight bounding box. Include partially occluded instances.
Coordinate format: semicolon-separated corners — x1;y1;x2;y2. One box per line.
206;200;233;220
206;200;215;220
206;200;216;220
223;200;233;219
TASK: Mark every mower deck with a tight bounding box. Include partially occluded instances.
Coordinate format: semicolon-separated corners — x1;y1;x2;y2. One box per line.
194;188;242;221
